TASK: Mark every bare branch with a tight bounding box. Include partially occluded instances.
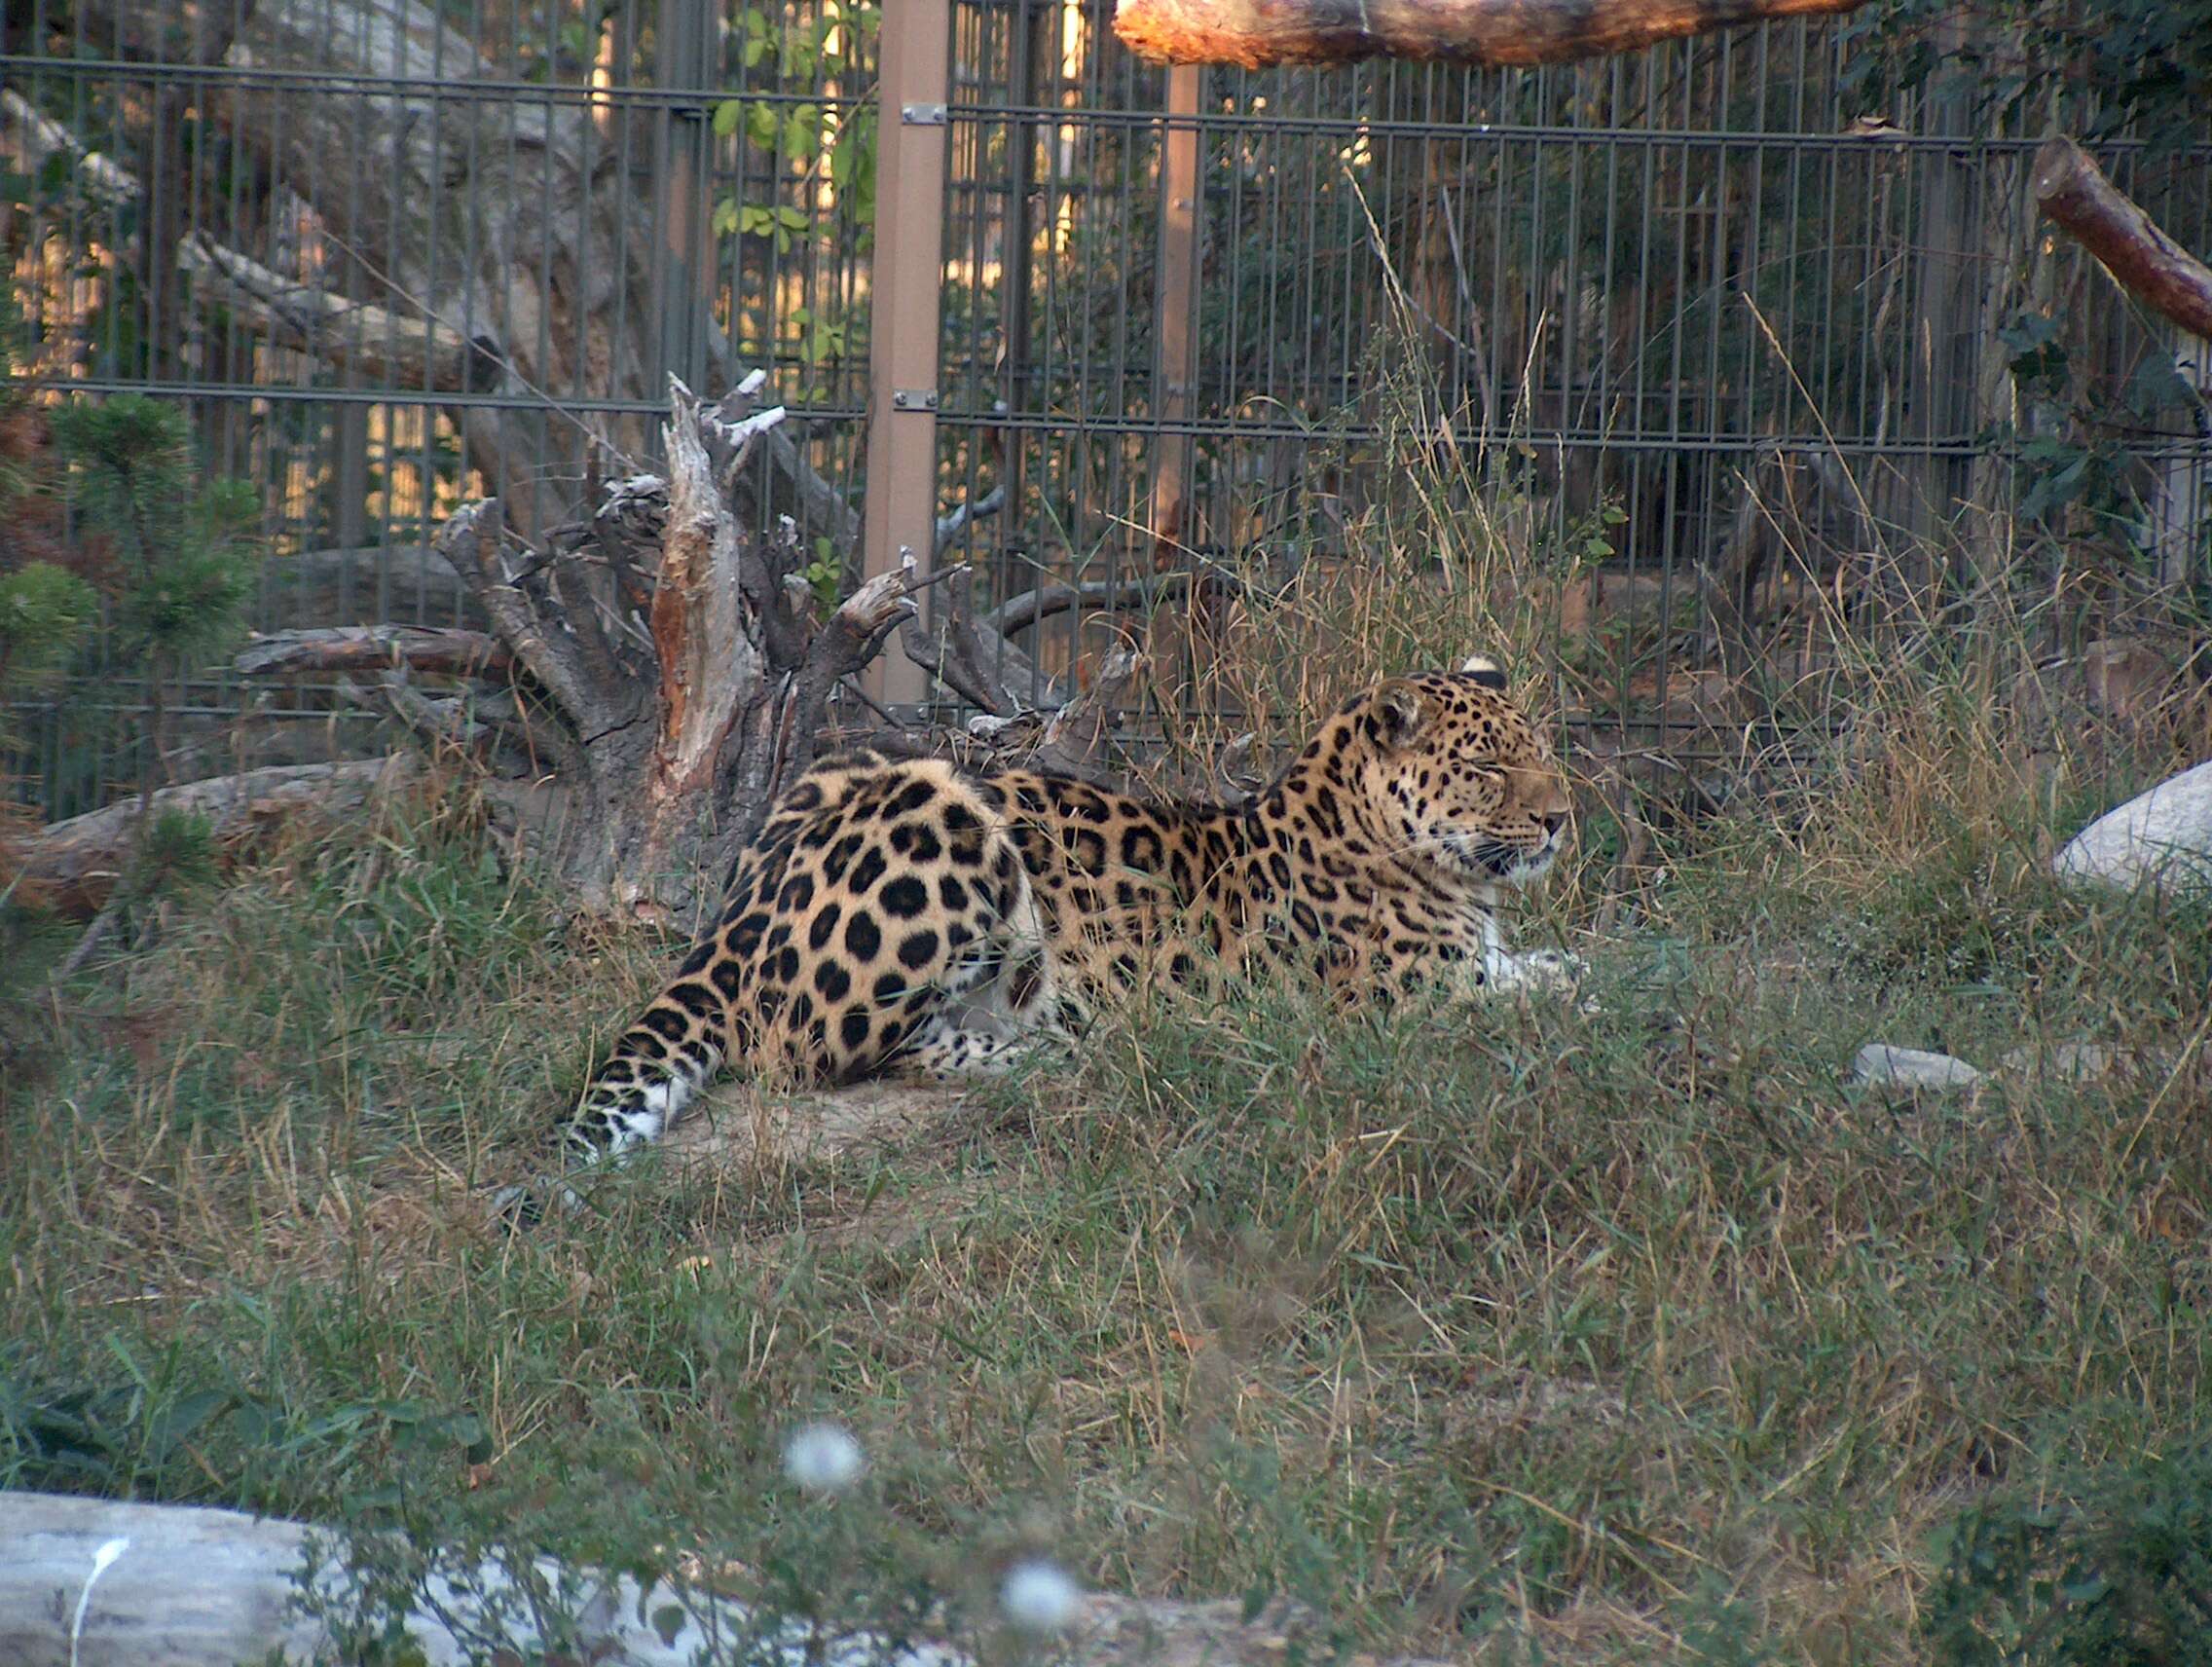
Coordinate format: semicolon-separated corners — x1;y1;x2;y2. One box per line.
900;566;1065;715
2035;136;2212;342
934;484;1008;554
984;570;1231;639
433;500;610;727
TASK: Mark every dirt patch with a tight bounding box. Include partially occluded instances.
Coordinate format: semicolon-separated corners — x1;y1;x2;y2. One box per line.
666;1078;975;1168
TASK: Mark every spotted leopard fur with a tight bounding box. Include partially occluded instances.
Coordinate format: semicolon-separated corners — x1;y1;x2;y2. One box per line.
564;656;1574;1167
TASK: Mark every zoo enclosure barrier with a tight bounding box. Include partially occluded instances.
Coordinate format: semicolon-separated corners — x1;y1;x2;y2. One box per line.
3;0;2208;821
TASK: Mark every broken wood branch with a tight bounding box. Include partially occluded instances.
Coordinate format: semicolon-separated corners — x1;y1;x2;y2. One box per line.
1029;646;1146;781
2034;136;2212;342
433;500;613;732
1111;0;1872;67
983;570;1236;639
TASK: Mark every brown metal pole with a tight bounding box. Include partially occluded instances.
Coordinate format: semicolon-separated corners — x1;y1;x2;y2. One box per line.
1147;64;1201;574
861;0;953;711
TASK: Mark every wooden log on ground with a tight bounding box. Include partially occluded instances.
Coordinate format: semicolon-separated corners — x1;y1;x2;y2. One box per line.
2034;137;2212;342
0;1490;1418;1667
2;758;417;916
1112;0;1871;67
235;625;512;679
0;1489;918;1667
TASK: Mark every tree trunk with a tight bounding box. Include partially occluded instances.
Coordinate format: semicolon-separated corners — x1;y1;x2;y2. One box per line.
1112;0;1871;67
0;1489;871;1667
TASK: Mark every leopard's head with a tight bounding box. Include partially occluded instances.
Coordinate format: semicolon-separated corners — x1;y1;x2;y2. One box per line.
1340;655;1572;888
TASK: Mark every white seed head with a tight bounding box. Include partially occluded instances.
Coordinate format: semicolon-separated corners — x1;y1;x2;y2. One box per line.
999;1558;1082;1634
782;1422;866;1494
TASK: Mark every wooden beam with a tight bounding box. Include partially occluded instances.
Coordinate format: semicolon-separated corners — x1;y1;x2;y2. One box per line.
1147;65;1202;574
1112;0;1871;67
862;0;953;711
2034;137;2212;343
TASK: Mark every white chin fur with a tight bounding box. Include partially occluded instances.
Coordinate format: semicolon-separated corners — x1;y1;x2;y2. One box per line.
1505;845;1556;884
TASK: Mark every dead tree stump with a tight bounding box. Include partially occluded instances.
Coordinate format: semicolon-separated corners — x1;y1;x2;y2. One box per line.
428;380;925;927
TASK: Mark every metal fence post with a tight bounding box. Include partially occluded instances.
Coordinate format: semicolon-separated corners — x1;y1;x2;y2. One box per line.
862;0;952;712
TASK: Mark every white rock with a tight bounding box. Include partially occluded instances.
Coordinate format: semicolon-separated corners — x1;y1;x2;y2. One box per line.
2054;758;2212;895
1853;1043;1983;1090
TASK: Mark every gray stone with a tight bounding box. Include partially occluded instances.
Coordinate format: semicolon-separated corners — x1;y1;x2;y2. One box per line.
1853;1043;1984;1090
2055;758;2212;895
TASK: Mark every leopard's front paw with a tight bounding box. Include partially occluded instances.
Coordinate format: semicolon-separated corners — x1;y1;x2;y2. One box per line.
1493;947;1583;990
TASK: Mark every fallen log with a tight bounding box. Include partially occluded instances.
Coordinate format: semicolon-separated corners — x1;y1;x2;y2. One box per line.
2034;137;2212;342
0;1490;1420;1667
1112;0;1871;67
2;758;418;916
0;1489;947;1667
235;625;512;679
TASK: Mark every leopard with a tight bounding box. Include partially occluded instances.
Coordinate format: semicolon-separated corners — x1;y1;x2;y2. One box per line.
558;655;1577;1170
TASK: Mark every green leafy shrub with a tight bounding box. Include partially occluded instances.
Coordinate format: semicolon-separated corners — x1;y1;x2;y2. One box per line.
1926;1445;2212;1666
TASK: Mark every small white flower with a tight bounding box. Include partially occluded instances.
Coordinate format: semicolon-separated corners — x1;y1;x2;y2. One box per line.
999;1558;1082;1634
781;1421;866;1494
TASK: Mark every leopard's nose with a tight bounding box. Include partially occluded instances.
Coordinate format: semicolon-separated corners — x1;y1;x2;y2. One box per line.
1537;810;1567;837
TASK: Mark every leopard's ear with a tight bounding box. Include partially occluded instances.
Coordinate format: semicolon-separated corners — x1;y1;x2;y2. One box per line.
1375;681;1431;749
1459;654;1508;690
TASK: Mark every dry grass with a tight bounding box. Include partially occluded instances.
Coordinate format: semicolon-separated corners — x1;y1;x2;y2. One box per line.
6;352;2211;1660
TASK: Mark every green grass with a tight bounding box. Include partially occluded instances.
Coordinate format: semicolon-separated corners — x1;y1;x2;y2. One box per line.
4;734;2209;1663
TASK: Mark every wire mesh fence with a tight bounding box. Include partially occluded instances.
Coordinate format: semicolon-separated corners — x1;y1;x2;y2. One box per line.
5;0;2208;821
